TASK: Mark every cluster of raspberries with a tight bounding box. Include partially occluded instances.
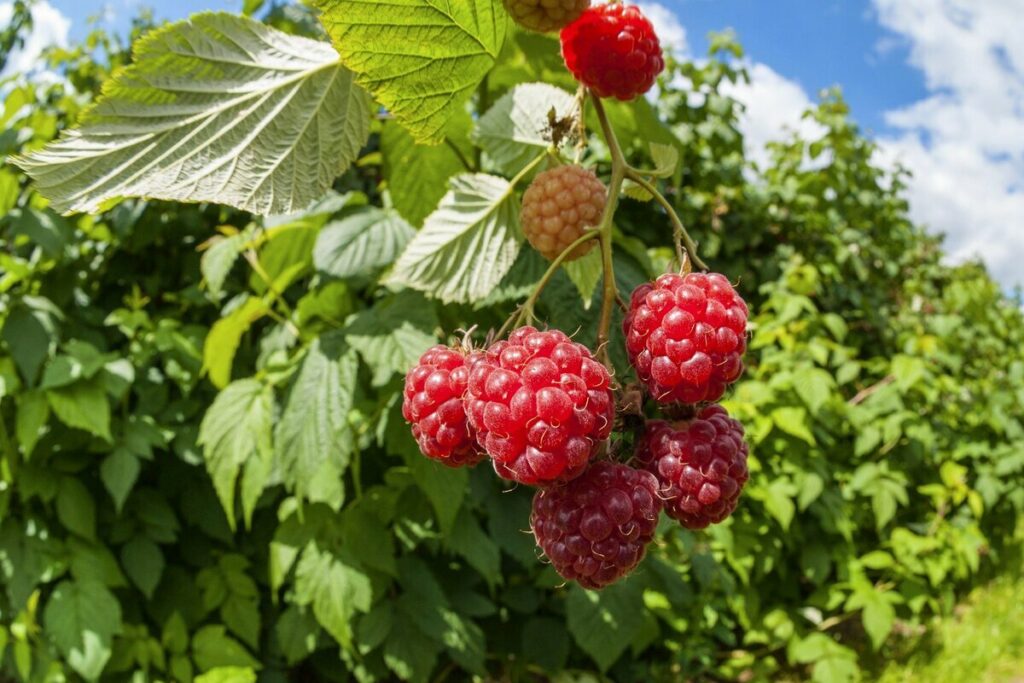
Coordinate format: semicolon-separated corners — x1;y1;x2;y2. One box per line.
403;271;749;589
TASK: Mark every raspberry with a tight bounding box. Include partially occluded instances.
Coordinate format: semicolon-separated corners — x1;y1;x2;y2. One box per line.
502;0;590;33
531;461;661;589
623;272;748;404
465;326;614;487
521;166;606;261
560;3;665;101
634;405;749;529
402;345;485;467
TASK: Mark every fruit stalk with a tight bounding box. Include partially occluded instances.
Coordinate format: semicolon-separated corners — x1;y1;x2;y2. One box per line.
623;168;709;272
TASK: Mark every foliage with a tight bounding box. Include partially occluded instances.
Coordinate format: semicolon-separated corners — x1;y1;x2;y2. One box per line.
1;4;1023;682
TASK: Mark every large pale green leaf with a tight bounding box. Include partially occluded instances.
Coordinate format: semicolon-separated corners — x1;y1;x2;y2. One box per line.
314;0;507;144
43;579;122;681
12;13;372;215
566;581;643;671
473;82;577;174
313;209;415;280
389;174;522;303
274;332;357;502
344;291;438;385
382;111;472;226
197;379;274;529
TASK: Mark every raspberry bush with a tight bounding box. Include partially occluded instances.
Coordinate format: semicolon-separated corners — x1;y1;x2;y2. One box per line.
3;3;1024;683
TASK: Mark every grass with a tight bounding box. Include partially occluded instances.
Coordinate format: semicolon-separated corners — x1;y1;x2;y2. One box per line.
878;573;1024;682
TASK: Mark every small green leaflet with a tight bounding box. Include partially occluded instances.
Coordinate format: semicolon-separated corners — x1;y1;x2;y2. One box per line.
314;0;507;144
389;174;522;303
566;581;644;671
197;379;274;530
43;579;123;681
12;13;372;216
344;291;438;386
473;83;577;175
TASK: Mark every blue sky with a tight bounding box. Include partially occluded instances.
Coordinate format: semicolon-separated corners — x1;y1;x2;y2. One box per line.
7;0;1024;290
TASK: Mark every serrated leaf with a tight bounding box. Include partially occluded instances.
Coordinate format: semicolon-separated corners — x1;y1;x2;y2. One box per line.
648;142;679;178
345;291;438;385
315;0;507;144
771;406;815;445
201;232;246;300
383;111;473;226
313;209;415;280
567;581;643;671
57;477;96;541
404;451;467;535
274;332;357;502
192;625;260;673
198;379;274;530
390;173;522;303
203;297;269;390
473;82;577;174
13;13;372;215
47;378;111;440
100;447;140;512
447;508;501;586
794;367;835;415
563;247;603;309
121;536;164;598
15;390;48;458
294;542;372;649
861;590;895;649
43;579;122;681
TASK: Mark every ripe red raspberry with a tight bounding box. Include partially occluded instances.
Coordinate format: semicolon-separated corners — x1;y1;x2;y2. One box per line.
502;0;590;33
465;326;614;487
560;3;665;101
623;272;748;404
635;405;749;529
531;461;661;589
521;166;606;261
402;345;485;467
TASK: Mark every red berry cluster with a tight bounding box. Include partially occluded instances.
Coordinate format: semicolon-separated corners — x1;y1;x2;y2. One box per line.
403;268;748;589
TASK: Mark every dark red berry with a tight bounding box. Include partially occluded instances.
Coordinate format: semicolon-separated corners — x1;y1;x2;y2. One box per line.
464;326;614;487
634;405;749;529
402;345;485;467
623;272;748;404
560;3;665;101
531;461;661;589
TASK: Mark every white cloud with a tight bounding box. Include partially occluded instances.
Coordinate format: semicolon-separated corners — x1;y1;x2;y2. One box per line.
637;2;688;55
871;0;1024;289
0;1;71;77
721;63;825;167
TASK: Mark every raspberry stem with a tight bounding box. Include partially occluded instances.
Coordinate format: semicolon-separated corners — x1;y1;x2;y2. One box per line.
623;169;709;272
591;93;627;370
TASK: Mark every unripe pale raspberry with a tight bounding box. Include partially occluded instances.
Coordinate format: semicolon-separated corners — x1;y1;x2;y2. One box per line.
560;3;665;101
502;0;590;33
402;345;485;467
531;461;662;589
623;272;748;404
521;166;606;261
464;326;614;487
635;405;749;529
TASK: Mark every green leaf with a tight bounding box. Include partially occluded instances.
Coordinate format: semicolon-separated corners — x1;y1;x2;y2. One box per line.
15;390;48;457
404;451;467;534
191;625;260;673
390;173;522;303
647;142;680;178
67;538;127;588
57;477;96;540
121;536;164;599
892;354;926;393
384;617;441;683
382;111;473;226
567;581;644;671
2;298;59;384
315;0;507;144
100;447;140;512
314;209;415;280
275;606;320;664
472;82;577;174
794;367;835;415
861;590;896;650
43;579;122;681
522;617;570;673
203;297;270;390
563;246;603;308
41;341;107;389
771;406;816;445
47;378;111;440
448;508;501;585
294;542;372;649
198;379;274;529
223;594;261;650
813;656;859;683
12;13;372;215
764;478;797;531
345;291;438;385
201;232;246;300
275;332;357;502
195;667;257;683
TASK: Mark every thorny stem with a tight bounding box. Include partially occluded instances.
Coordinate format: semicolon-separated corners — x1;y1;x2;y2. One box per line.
591;93;627;370
497;230;600;339
624;169;709;272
